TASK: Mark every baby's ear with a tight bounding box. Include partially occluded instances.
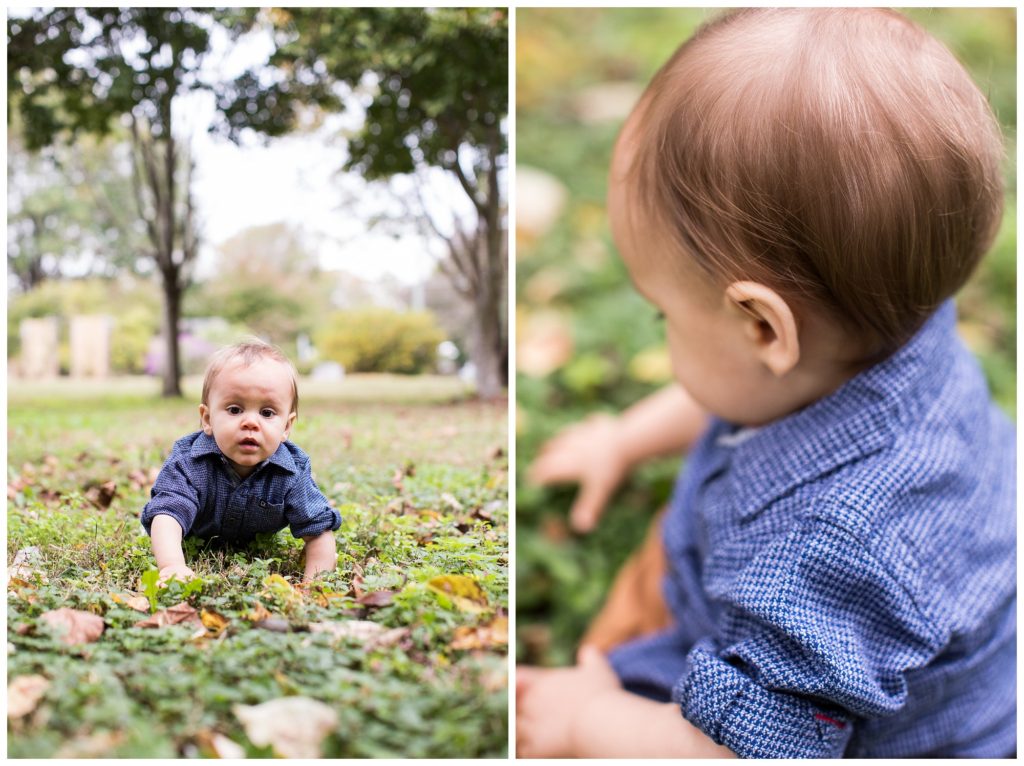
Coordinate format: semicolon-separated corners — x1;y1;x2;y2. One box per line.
199;404;213;435
284;411;297;439
724;281;801;377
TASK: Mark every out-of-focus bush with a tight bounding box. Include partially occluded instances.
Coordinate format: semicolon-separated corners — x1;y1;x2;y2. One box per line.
315;308;445;374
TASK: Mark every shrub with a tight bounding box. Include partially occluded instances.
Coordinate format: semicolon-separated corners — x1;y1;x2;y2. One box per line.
315;308;445;374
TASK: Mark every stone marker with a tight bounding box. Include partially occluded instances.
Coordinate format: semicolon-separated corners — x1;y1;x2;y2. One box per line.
19;317;59;379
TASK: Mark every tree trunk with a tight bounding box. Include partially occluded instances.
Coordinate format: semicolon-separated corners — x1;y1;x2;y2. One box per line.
160;269;183;397
472;283;504;401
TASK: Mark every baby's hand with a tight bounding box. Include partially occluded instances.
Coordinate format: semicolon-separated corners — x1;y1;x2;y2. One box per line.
157;564;195;586
527;413;628;532
516;646;622;758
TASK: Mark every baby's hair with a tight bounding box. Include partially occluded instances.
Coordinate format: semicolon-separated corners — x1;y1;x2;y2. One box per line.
201;339;300;415
628;8;1004;355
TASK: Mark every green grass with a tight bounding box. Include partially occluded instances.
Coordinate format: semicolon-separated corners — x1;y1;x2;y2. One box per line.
7;376;508;758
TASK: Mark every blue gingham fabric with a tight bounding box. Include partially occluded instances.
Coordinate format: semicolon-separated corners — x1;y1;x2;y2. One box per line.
141;431;341;543
608;301;1016;758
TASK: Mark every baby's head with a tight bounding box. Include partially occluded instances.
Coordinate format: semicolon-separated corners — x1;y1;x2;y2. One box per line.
199;340;300;477
610;8;1003;425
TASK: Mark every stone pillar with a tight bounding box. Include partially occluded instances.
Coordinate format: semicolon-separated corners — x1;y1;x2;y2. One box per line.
19;317;60;379
69;315;113;379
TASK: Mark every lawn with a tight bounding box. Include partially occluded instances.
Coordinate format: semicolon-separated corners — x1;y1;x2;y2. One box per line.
7;375;508;758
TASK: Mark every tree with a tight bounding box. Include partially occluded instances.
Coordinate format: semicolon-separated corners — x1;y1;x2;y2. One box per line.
213;8;509;399
7;8;252;396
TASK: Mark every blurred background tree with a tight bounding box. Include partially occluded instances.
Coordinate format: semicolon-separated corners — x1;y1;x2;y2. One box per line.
213;7;509;400
515;7;1016;666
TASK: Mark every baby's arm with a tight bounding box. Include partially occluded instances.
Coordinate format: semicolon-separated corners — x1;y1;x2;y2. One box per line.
302;531;337;582
517;647;734;759
528;383;709;531
150;515;195;584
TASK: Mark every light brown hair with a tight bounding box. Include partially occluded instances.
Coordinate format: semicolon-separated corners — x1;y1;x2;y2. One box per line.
201;339;300;415
628;8;1004;355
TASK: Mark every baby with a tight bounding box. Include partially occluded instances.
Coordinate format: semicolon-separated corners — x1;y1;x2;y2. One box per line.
518;8;1013;759
142;340;340;584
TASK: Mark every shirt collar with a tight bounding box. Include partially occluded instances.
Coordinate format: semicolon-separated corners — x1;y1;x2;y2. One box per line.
189;430;298;475
722;300;959;519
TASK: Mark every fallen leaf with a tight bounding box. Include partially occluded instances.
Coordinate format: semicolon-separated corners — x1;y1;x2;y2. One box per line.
39;608;105;645
54;731;125;758
356;589;397;608
450;615;509;651
427;575;489;613
8;546;48;583
309;620;410;648
195;730;246;759
8;675;49;719
391;467;404;492
440;492;464;512
110;593;150;613
485;444;505;461
233;697;338;758
243;601;272;623
136;602;202;629
200;608;230;637
84;479;117;509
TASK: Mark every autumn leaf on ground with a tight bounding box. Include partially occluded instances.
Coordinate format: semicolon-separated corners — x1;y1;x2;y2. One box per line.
450;615;509;651
261;573;303;610
195;730;246;759
110;593;150;613
8;675;49;719
8;546;48;584
233;697;338;758
84;479;117;509
309;620;410;649
54;731;125;758
39;608;105;645
136;602;202;629
440;492;463;512
427;574;489;613
356;589;397;608
243;600;272;623
200;608;230;637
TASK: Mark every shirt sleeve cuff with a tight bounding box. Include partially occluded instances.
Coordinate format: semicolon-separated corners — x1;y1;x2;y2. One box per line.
289;508;341;540
675;642;855;758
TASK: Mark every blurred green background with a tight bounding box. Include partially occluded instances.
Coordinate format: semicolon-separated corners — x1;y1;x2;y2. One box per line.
515;7;1016;667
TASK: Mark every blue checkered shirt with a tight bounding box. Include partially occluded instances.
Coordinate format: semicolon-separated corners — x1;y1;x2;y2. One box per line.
608;301;1016;757
141;431;341;544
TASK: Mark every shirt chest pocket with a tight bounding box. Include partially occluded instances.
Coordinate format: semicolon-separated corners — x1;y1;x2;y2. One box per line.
247;495;286;532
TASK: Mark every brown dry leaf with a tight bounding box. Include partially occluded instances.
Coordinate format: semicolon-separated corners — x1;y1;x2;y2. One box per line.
195;730;246;759
54;731;125;758
233;697;338;758
309;620;410;649
243;600;273;623
84;479;118;509
110;593;150;613
8;546;48;584
450;615;509;651
200;608;230;637
356;589;397;608
136;602;202;629
440;492;463;512
8;675;50;719
39;607;105;645
426;575;489;614
391;467;405;493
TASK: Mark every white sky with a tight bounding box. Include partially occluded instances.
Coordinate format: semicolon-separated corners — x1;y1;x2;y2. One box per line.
177;17;463;286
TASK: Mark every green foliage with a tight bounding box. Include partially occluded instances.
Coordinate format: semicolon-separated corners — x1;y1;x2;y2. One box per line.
315;308;445;374
8;382;507;757
214;8;507;181
515;7;1017;666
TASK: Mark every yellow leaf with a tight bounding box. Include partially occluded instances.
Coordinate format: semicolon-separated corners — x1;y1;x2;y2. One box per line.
243;601;273;623
200;608;230;637
450;615;509;651
110;593;150;612
427;574;489;613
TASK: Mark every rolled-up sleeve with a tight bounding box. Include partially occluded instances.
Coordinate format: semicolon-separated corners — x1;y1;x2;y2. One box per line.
673;515;943;758
284;459;341;539
141;458;200;537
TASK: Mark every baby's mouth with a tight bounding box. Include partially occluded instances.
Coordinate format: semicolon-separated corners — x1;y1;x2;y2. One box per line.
239;437;260;450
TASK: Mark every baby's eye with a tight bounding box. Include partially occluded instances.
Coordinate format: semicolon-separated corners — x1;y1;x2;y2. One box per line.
260;408;276;418
226;405;243;415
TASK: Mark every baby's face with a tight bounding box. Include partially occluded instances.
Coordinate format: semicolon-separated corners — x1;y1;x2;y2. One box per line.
200;357;297;478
